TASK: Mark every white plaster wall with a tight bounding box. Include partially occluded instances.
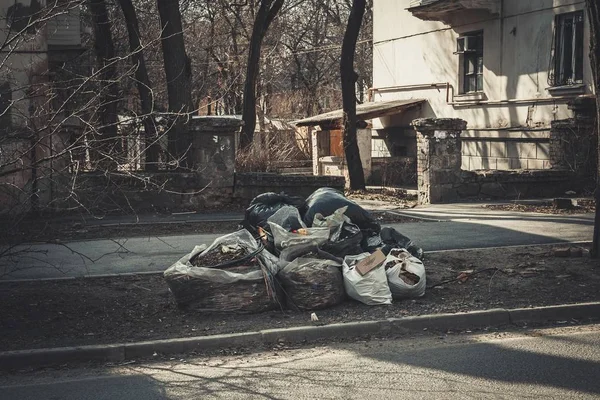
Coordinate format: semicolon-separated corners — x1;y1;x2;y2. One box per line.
372;0;592;131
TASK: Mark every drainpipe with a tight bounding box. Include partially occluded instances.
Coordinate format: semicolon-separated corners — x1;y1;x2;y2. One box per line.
369;82;575;107
368;82;452;102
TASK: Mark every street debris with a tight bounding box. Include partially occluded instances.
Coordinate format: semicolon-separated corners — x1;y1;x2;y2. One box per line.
343;253;392;305
553;246;588;258
163;187;426;314
164;230;281;313
384;249;426;298
278;245;345;311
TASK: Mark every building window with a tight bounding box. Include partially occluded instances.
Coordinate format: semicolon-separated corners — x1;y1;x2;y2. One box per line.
551;11;584;86
457;31;484;93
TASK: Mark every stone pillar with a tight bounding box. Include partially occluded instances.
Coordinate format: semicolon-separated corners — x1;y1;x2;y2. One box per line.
412;118;467;205
189;116;243;187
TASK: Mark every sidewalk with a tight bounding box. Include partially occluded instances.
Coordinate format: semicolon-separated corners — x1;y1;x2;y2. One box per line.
391;202;595;223
1;200;594;280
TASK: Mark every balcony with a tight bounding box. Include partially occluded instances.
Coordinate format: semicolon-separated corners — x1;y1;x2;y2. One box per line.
408;0;499;24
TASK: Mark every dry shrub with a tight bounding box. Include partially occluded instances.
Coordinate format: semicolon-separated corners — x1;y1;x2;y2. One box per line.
380;158;417;187
236;133;303;173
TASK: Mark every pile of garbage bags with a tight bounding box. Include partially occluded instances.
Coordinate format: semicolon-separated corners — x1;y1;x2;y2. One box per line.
164;187;426;313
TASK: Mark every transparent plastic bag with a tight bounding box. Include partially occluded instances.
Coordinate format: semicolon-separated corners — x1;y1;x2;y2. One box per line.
279;256;345;311
163;230;280;313
267;208;329;251
313;206;363;257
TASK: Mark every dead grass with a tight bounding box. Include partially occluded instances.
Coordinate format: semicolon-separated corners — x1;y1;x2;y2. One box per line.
236;133;306;173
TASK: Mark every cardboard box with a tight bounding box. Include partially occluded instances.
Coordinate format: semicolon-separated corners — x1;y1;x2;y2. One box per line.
355;249;386;276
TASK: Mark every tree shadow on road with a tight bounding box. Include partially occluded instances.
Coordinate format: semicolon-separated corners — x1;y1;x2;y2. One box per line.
351;334;600;396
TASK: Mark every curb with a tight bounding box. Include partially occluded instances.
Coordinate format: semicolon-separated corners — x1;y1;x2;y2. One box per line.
0;271;164;284
2;302;599;371
386;210;443;222
426;241;592;255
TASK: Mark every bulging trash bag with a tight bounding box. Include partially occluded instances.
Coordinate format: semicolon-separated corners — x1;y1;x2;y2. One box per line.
243;192;304;234
342;253;392;306
360;232;384;254
384;248;426;299
268;223;330;251
268;205;306;232
301;188;380;234
380;227;424;260
163;230;281;313
278;244;345;311
313;206;363;257
267;206;329;251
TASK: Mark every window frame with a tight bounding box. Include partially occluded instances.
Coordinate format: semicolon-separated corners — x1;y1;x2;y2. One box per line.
552;10;585;87
457;30;484;94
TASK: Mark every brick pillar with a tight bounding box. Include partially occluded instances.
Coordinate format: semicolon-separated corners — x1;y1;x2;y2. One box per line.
412;118;467;205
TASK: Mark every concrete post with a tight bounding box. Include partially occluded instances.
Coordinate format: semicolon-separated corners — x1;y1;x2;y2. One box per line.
412;118;467;204
189;116;243;187
311;128;320;176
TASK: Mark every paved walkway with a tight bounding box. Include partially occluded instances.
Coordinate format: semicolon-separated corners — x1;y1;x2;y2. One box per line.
0;201;593;280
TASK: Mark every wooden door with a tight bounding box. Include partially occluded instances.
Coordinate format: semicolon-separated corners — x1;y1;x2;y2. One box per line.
329;129;344;157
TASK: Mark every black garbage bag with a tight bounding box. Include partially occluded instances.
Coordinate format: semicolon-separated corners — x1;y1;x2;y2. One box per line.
321;221;363;257
380;227;424;260
301;188;380;233
360;232;384;253
243;193;304;234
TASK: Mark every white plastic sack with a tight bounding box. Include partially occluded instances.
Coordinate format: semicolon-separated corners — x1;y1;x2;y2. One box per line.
342;253;392;306
164;229;278;283
385;248;426;298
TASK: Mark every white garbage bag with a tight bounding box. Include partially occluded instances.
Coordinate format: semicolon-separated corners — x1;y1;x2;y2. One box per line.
342;253;392;306
384;248;426;298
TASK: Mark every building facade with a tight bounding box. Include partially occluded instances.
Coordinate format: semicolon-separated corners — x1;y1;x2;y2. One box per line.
372;0;594;172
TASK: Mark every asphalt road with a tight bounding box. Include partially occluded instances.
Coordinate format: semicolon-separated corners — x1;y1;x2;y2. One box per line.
1;325;599;399
0;206;593;279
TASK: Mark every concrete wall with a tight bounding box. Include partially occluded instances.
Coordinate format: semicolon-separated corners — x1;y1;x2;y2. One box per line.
235;173;345;202
372;0;593;171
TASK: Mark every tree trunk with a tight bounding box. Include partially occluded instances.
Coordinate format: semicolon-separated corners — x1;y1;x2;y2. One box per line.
340;0;366;190
157;0;193;169
587;0;600;258
240;0;284;149
89;0;119;169
117;0;160;171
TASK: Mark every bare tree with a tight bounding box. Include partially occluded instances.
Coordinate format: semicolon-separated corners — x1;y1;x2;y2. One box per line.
157;0;193;168
88;0;120;169
240;0;284;149
587;0;600;258
340;0;366;190
118;0;160;171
